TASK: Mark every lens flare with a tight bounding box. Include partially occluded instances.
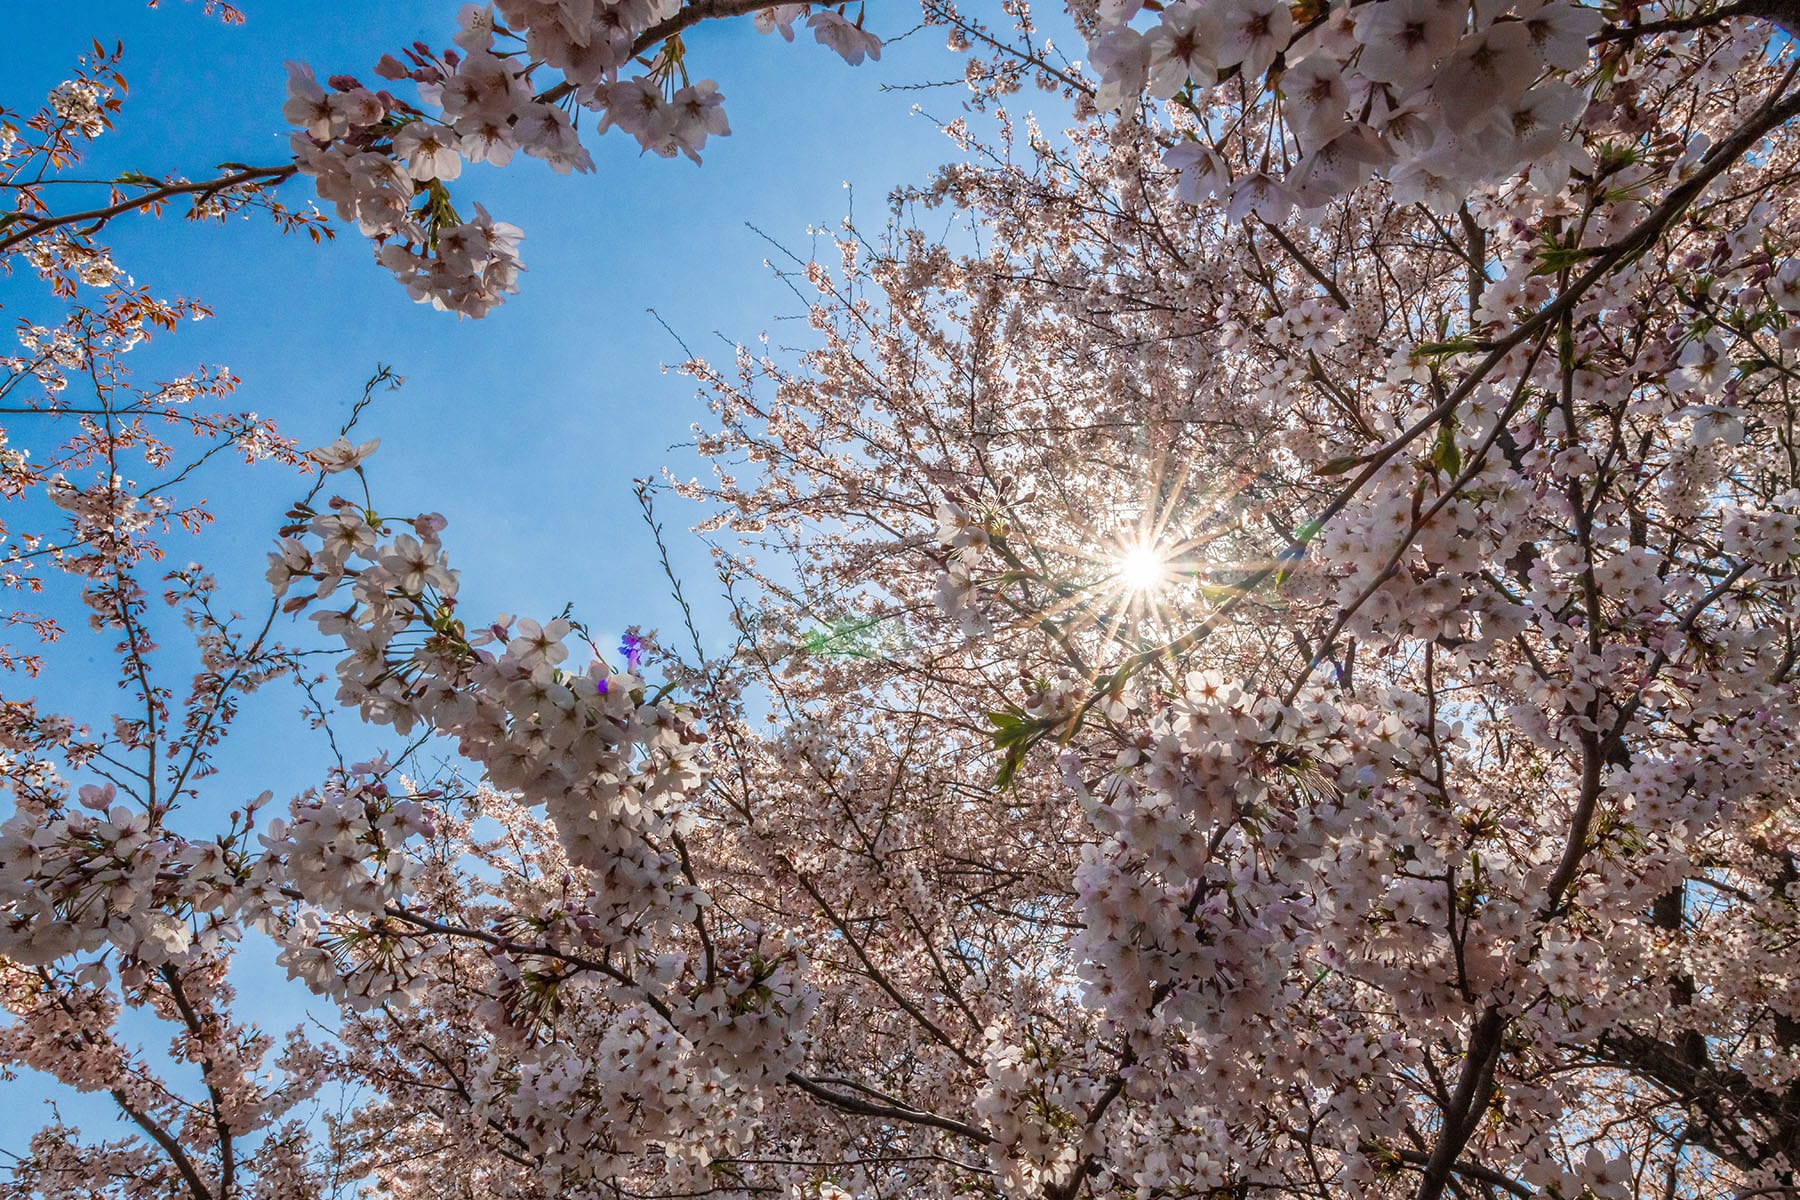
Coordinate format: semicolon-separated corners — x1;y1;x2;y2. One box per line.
1118;543;1168;593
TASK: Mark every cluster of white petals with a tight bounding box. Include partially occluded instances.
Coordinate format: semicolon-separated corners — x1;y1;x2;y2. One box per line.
273;497;703;899
0;789;233;967
1086;0;1613;214
15;3;1800;1198
285;2;882;315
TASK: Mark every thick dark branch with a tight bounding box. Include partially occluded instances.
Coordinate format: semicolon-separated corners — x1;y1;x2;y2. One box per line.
1415;1006;1506;1200
538;0;801;105
1256;216;1351;311
783;1072;991;1145
1598;1029;1800;1170
110;1087;215;1200
1391;1148;1533;1198
0;165;297;255
1594;0;1767;40
1596;0;1800;39
159;966;236;1199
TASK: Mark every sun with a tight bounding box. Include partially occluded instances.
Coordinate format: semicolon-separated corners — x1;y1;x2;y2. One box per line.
1117;543;1169;594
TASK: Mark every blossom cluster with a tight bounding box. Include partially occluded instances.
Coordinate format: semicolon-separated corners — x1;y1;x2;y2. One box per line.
0;787;235;967
1090;0;1616;214
270;479;705;954
500;1005;754;1186
14;3;1800;1197
285;2;884;315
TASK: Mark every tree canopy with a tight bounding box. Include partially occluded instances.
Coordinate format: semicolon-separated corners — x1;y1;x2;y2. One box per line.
4;2;1800;1199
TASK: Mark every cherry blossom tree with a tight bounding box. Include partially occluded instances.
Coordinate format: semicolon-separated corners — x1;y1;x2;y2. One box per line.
650;16;1800;1184
8;1;1800;1199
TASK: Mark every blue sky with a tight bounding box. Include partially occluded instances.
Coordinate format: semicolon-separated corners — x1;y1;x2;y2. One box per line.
14;0;972;646
6;3;991;772
2;0;1004;1153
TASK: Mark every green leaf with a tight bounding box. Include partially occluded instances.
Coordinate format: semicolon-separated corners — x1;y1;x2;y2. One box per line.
987;706;1059;788
993;744;1026;790
1315;454;1366;476
986;708;1025;733
1531;243;1601;276
1413;337;1482;358
1431;417;1461;477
